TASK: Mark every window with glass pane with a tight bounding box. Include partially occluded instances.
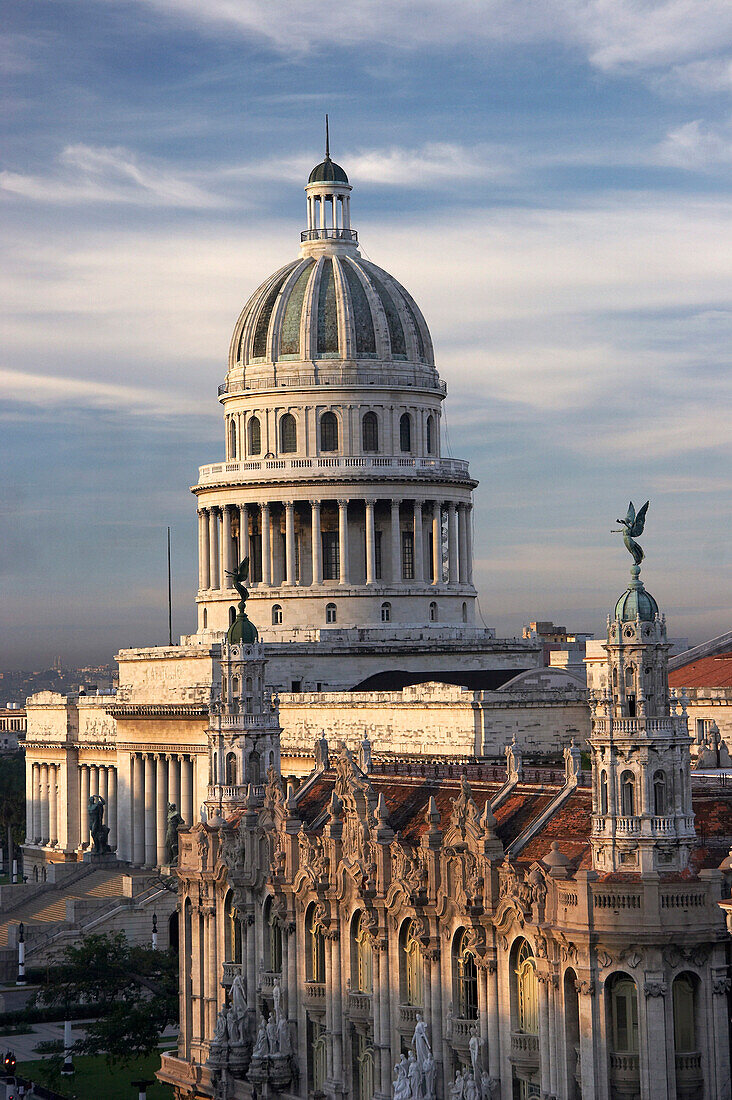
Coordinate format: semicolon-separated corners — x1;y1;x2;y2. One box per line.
362;412;379;452
353;913;373;993
249;416;262;455
426;414;434;454
325;603;337;624
611;978;639;1052
355;1034;374;1100
401;531;414;580
453;931;478;1020
404;921;423;1006
400;413;412;452
305;904;326;982
322;531;339;580
600;771;608;814
266;903;282;973
308;1017;327;1093
653;770;666;815
320;411;338;452
673;976;696;1052
515;940;537;1033
280;413;297;453
620;773;635;816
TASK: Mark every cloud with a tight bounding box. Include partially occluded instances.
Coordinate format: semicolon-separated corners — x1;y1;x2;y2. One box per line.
114;0;732;78
0;144;227;208
655;119;732;169
0;367;206;418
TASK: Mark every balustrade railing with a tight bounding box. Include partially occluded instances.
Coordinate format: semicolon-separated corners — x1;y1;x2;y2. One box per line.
398;1005;420;1028
609;1052;640;1076
301;228;358;242
510;1032;540;1061
219;372;447;396
304;981;326;1002
348;992;372;1017
199;455;469;483
222;961;243;985
593;891;643;911
675;1051;702;1074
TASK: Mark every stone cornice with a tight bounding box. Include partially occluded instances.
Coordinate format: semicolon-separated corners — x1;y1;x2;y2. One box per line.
107;704;209;719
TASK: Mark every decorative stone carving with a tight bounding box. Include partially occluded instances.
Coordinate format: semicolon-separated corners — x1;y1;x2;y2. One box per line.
712;975;731;995
575;979;594;996
644;981;667;997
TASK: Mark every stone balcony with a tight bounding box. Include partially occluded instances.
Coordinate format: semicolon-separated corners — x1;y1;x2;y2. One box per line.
259;971;281;996
398;1005;420;1030
451;1017;477;1049
348;992;372;1019
303;981;327;1007
510;1032;540;1066
208;784;265;803
197;454;470;487
675;1051;703;1098
609;1052;640;1091
222;961;243;986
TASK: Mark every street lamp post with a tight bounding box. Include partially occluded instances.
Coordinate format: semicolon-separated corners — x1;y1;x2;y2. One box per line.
16;924;25;986
152;912;158;950
131;1078;154;1100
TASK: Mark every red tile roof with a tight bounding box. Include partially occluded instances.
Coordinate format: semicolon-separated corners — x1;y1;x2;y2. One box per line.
668;652;732;689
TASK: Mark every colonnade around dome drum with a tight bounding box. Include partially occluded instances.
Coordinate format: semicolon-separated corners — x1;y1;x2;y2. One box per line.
196;495;474;628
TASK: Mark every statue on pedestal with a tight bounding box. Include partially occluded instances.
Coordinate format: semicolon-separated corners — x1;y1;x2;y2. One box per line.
89;795;110;854
252;1021;268;1059
164;802;184;865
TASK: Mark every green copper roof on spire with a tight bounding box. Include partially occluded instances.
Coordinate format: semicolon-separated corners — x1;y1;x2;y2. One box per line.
225;558;259;644
612;500;659;622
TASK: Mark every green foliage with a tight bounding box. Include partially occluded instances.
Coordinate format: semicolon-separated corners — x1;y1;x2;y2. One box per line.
18;1053;174;1100
0;752;25;846
34;932;178;1065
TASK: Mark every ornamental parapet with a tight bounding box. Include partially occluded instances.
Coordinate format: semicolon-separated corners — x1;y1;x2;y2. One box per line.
510;1032;540;1066
219;369;446;396
107;703;208;719
197;454;470;488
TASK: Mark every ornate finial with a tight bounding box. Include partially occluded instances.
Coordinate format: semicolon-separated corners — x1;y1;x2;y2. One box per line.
614;501;649;570
325;114;330;159
225;558;258;643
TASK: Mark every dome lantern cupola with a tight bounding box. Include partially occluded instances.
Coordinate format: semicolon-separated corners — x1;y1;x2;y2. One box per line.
302;116;356;253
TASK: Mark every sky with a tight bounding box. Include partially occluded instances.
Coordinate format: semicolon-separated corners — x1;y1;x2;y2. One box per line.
1;0;731;668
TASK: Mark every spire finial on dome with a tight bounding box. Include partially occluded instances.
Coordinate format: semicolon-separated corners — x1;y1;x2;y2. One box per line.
325;113;330;159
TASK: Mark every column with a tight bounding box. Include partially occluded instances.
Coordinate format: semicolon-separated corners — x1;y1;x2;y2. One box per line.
209;509;219;590
538;973;550;1095
198;510;209;590
90;764;99;800
32;763;41;843
478;964;489;1074
458;505;468;584
365;499;376;585
413;500;424;583
206;908;218;1037
431;501;441;584
181;756;193;825
338;499;349;585
331;932;344;1081
487;962;500;1079
168;756;181;816
261;504;271;586
99;764;109;807
311;501;322;585
40;764;50;845
222;505;233;586
79;764;90;848
429;952;443;1090
465;503;473;584
156;755;168;866
390;500;401;584
144;755;156;867
107;768;117;851
133;755;146;865
325;930;334;1079
48;765;58;847
448;503;458;585
25;762;33;844
238;504;249;566
284;501;296;585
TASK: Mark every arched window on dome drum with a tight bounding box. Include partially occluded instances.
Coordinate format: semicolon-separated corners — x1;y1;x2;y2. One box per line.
280;413;297;454
229;605;236;627
362;412;379;453
320;411;339;452
248;416;262;456
653;770;667;815
381;602;391;623
326;603;337;624
620;771;635;817
426;414;435;455
429;601;438;622
272;604;283;626
203;608;208;629
462;602;468;623
400;413;412;453
229;418;237;459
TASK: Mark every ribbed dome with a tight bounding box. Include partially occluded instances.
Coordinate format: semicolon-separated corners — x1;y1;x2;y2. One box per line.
614;571;659;623
229;254;434;370
308;155;349;184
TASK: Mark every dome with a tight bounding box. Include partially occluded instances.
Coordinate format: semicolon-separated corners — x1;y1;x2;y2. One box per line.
308;155;349;184
229;253;434;370
614;569;659;623
227;610;258;644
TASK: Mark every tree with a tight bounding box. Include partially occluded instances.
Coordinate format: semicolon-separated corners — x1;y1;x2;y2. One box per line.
34;932;178;1064
0;752;25;871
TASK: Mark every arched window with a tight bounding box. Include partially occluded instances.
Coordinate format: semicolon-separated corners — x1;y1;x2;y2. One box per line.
609;974;639;1054
362;411;379;452
203;608;208;629
381;601;391;623
399;412;412;453
320;411;339;452
426;414;435;454
672;974;697;1055
429;601;438;622
305;904;326;983
600;770;609;814
229;605;236;626
225;753;237;786
400;920;423;1007
452;929;478;1020
249;749;261;785
264;897;282;974
224;891;242;963
355;1034;375;1100
272;604;283;625
620;772;635;817
351;912;373;993
248;416;262;456
653;770;667;815
462;602;468;623
326;603;337;624
309;1019;327;1093
229;418;238;459
513;938;538;1034
280;413;297;453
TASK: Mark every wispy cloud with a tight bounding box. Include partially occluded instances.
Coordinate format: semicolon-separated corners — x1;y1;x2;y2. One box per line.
655;119;732;169
0;144;227;208
0;367;206;418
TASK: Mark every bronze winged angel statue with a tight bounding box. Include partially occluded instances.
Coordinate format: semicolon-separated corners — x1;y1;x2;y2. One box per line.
615;501;649;565
226;557;250;602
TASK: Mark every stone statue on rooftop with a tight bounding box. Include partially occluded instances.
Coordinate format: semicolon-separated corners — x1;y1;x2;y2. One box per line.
615;501;649;566
226;557;250;602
